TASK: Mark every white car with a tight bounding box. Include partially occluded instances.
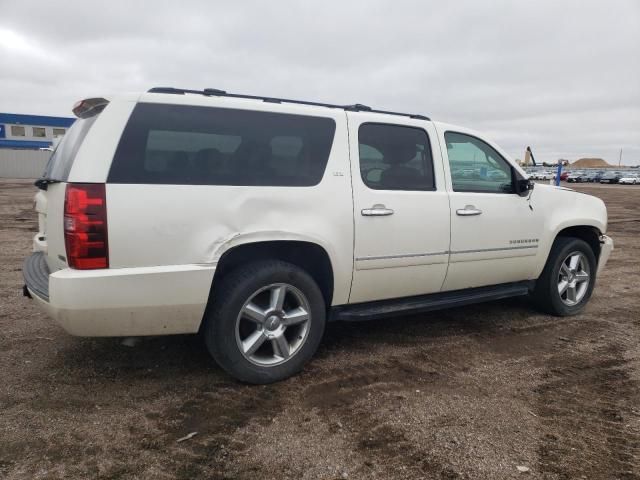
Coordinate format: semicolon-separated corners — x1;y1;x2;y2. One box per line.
531;170;552;180
23;88;613;383
619;174;639;184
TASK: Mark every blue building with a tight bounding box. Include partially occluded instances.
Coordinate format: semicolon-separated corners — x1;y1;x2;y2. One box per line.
0;113;75;149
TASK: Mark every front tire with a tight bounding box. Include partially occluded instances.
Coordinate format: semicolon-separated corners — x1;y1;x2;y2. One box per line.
203;260;326;384
532;237;597;316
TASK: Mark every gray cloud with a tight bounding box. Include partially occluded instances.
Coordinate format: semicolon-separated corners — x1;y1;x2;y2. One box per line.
1;0;638;164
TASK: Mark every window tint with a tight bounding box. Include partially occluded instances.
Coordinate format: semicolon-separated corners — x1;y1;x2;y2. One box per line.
108;103;336;186
358;123;435;191
445;132;513;193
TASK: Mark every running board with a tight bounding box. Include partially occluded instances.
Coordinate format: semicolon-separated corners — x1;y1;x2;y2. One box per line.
331;281;533;322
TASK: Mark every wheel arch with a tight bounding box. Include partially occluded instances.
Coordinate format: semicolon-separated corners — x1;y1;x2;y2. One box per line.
554;225;602;260
533;223;603;280
207;239;336;315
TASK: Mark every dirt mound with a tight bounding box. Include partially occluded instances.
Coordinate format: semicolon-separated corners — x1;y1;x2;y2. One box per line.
572;158;612;168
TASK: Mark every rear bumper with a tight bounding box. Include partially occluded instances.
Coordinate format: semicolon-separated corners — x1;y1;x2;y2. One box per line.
23;252;215;337
597;235;613;276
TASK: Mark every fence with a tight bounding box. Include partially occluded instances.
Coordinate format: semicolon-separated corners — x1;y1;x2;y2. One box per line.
0;149;51;179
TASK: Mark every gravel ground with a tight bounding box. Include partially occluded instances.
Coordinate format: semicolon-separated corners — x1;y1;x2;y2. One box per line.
1;179;639;480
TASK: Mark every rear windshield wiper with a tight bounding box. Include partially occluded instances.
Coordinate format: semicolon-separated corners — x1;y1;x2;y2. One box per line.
34;178;61;190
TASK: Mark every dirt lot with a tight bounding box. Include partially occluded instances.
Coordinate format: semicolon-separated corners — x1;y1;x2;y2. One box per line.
1;179;639;480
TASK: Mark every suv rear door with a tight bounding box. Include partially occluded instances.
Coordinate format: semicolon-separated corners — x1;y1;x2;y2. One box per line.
347;113;450;303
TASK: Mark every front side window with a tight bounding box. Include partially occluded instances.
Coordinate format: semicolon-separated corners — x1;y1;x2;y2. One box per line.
358;123;435;191
52;128;66;137
10;125;25;137
445;132;513;193
33;127;46;138
109;103;336;186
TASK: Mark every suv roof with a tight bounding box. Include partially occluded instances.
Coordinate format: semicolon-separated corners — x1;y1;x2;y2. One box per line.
145;86;431;121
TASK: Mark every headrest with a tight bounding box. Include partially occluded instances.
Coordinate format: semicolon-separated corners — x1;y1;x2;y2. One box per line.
382;145;417;165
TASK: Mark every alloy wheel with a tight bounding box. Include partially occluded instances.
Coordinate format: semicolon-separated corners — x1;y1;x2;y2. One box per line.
235;283;311;366
557;251;591;306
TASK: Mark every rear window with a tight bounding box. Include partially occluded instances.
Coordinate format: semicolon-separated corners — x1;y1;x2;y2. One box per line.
108;103;337;186
42;117;96;181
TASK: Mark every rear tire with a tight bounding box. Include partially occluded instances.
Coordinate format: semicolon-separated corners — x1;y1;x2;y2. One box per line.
203;260;326;384
532;237;597;316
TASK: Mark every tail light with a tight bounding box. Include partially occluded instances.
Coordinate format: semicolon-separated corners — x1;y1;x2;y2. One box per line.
64;183;109;269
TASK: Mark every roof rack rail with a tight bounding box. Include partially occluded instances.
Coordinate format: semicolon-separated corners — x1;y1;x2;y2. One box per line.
147;87;430;121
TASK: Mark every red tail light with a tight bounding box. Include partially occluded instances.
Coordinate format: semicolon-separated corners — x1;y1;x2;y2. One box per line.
64;183;109;269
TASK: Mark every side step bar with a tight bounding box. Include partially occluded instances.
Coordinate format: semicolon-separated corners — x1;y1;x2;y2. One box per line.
331;281;533;322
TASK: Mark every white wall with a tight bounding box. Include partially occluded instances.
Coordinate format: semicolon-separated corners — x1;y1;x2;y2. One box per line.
0;149;51;178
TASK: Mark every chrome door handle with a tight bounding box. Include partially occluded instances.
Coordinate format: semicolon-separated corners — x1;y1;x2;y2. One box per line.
361;204;394;216
456;205;482;216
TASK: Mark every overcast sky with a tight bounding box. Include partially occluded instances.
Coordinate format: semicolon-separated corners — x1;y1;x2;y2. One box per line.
0;0;638;164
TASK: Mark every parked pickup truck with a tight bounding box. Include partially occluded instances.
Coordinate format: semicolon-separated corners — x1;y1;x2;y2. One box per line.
23;88;614;383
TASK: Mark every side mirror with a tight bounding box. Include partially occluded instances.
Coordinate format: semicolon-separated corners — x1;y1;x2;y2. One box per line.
516;178;534;197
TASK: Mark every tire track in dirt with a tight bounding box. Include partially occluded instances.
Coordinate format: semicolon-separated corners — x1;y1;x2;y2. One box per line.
301;356;468;479
535;333;640;479
156;383;284;479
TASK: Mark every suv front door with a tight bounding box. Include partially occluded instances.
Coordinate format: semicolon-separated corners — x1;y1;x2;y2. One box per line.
347;114;450;303
438;128;544;291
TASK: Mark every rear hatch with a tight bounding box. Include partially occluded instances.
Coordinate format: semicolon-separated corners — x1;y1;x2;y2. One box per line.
34;110;100;272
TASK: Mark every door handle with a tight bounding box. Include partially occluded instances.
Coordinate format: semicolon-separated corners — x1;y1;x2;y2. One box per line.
456;205;482;216
361;204;394;216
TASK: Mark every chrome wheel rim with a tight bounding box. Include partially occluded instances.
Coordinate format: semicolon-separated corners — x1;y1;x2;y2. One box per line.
558;251;590;306
235;283;311;367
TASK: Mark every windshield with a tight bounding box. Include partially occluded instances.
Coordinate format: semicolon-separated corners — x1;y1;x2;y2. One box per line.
41;116;96;181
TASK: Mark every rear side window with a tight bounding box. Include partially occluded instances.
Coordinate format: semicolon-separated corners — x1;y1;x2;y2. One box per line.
42;117;97;182
108;103;337;186
358;123;435;191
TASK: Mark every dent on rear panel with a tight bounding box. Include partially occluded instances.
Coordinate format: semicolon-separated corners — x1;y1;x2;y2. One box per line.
201;192;332;263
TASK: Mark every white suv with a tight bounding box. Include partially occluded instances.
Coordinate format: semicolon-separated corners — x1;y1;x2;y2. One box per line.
23;87;613;383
